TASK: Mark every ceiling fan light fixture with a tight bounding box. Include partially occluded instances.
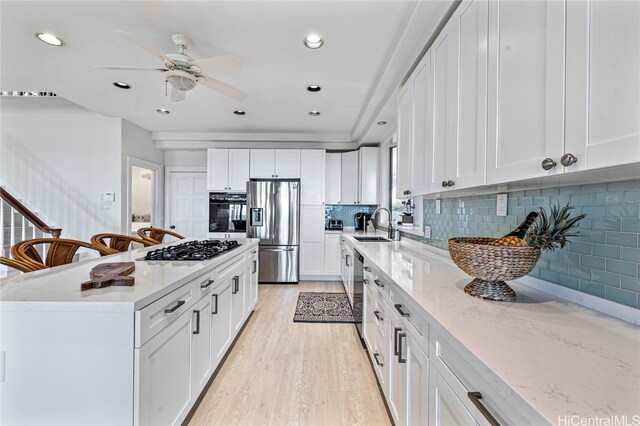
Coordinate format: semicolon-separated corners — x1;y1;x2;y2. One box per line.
304;34;324;49
156;108;170;114
164;70;197;91
113;82;131;89
35;32;64;46
307;85;321;92
308;111;321;116
234;110;246;116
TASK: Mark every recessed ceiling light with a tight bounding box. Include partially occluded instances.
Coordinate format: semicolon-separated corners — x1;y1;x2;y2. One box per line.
307;85;321;92
234;110;246;115
156;108;170;114
304;34;324;49
308;111;321;116
113;82;131;89
377;121;387;125
35;32;64;46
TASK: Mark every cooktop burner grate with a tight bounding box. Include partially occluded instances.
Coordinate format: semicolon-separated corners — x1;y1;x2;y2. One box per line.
142;240;241;261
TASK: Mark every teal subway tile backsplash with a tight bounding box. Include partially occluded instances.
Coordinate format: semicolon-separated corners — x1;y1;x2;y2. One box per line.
409;179;640;309
324;204;377;228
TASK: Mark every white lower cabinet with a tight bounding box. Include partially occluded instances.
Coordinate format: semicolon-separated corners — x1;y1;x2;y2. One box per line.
211;277;233;366
249;249;259;310
387;306;407;425
429;369;477;426
231;271;247;334
191;294;214;397
323;233;341;276
406;332;429;426
135;307;194;425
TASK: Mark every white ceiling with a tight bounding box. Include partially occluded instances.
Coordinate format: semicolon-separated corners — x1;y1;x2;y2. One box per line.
1;1;453;146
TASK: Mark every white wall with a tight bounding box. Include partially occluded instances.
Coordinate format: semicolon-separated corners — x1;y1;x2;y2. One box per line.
164;150;207;167
121;120;164;232
1;98;122;240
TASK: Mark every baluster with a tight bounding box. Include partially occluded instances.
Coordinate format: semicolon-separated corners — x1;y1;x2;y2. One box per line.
10;207;16;250
0;200;4;257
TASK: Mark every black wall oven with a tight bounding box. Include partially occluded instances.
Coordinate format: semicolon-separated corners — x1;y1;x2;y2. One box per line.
209;192;247;234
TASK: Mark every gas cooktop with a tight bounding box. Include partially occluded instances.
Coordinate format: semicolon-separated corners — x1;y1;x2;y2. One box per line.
141;240;241;261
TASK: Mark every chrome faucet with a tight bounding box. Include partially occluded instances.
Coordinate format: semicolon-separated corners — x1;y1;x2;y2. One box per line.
370;207;400;241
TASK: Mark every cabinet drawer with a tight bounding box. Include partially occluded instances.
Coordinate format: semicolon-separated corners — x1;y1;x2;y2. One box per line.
135;281;199;348
373;292;387;341
216;250;247;284
364;264;389;299
371;330;388;392
389;288;429;355
433;328;546;425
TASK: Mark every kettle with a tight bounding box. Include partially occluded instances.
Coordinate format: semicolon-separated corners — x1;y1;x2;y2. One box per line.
354;212;369;231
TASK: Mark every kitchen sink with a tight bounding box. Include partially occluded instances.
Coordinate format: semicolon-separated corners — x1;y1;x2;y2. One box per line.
353;236;391;242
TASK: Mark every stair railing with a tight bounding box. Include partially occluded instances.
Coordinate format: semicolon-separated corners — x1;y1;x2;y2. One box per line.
0;187;62;241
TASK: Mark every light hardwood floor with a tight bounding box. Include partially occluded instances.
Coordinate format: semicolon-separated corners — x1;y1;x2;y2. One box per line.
188;282;392;426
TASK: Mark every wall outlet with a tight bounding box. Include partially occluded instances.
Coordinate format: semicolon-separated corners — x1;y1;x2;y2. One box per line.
435;199;441;215
497;193;508;216
424;225;432;239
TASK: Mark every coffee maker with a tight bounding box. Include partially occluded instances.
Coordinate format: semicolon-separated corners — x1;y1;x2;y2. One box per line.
354;212;370;231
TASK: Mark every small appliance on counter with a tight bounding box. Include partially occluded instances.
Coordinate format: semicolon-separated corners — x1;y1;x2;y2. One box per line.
326;219;343;230
354;212;370;231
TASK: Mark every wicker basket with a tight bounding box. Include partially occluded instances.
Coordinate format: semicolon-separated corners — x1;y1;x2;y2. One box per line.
448;237;541;302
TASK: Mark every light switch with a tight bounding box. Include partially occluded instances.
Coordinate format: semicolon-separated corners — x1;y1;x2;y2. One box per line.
435;199;441;215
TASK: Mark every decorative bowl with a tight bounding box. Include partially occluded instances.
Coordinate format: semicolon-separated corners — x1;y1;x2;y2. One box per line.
448;237;541;302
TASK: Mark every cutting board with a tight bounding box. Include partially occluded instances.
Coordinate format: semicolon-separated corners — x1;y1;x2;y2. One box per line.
81;262;135;291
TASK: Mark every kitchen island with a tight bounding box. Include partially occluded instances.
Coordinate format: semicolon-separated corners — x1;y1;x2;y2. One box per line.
0;238;259;425
341;232;640;425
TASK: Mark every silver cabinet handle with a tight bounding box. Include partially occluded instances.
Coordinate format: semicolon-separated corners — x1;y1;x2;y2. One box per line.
193;310;200;335
374;310;383;321
373;352;383;367
467;392;501;426
232;276;239;294
200;278;214;289
374;279;384;288
252;260;257;274
364;266;371;272
561;153;578;167
345;255;351;267
363;278;370;286
398;332;406;363
212;294;218;315
164;300;185;314
541;158;557;170
394;303;410;317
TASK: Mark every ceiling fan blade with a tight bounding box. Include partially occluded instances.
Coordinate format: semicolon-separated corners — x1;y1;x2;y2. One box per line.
170;86;186;102
191;55;243;73
198;75;248;101
94;65;167;72
113;30;176;67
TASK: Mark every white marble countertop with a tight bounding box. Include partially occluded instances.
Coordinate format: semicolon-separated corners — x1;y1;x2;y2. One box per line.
342;232;640;423
0;239;259;312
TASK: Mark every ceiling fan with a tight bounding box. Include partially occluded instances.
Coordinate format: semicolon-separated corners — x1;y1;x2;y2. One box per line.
96;30;247;102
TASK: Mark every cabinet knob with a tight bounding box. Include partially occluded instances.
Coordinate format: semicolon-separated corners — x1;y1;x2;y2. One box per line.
442;181;448;188
560;153;578;167
447;180;455;187
541;158;557;170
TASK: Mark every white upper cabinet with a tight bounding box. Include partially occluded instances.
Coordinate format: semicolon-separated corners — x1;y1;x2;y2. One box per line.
275;149;301;178
341;151;359;204
359;147;379;205
565;0;640;171
451;0;488;189
249;149;301;178
228;150;250;191
396;83;413;198
486;0;566;184
249;149;276;178
300;149;326;204
411;51;433;196
325;153;342;204
207;149;249;192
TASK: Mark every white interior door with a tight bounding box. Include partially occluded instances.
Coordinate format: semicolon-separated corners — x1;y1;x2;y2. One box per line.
169;172;208;239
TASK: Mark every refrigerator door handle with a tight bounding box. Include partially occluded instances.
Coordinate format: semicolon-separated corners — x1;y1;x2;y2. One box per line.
260;247;295;252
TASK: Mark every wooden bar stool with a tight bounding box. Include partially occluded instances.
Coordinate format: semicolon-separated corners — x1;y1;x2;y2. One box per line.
91;233;154;255
11;238;113;270
137;228;185;245
0;256;45;273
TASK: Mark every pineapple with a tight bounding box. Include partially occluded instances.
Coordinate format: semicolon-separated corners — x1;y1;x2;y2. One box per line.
488;236;529;247
525;203;587;251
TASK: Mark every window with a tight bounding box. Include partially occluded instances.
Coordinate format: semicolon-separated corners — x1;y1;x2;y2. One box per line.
389;146;405;224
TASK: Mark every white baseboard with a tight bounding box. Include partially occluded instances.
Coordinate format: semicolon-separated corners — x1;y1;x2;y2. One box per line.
300;275;341;282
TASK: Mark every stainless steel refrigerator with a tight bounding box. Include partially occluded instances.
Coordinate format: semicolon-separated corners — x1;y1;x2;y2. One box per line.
246;179;300;283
